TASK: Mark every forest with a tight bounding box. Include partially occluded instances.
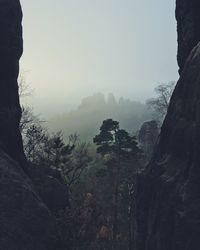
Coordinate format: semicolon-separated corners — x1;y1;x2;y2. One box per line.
19;81;174;249
0;1;199;250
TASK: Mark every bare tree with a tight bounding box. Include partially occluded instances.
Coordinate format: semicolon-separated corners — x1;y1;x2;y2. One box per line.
18;72;33;98
62;135;91;188
20;106;41;135
23;123;48;162
18;73;90;187
146;81;176;119
18;73;43;137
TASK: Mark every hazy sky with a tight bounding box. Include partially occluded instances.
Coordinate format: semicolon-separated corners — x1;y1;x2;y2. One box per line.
20;0;178;117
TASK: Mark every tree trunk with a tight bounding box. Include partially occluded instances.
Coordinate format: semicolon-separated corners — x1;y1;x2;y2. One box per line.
112;154;121;248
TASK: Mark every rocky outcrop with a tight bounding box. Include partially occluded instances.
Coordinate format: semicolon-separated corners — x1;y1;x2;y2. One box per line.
0;0;26;168
0;149;55;250
135;3;200;250
176;0;200;72
0;1;64;249
28;166;70;214
138;120;159;160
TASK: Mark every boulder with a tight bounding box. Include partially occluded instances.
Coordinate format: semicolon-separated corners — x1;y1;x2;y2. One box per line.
0;149;55;250
28;166;70;214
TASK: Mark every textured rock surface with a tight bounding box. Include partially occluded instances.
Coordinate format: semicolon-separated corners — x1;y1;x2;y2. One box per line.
135;21;200;250
28;166;70;214
176;0;200;72
0;0;26;167
0;2;62;249
0;149;55;250
138;120;159;160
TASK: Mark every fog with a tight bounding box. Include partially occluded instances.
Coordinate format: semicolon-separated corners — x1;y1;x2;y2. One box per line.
20;0;178;118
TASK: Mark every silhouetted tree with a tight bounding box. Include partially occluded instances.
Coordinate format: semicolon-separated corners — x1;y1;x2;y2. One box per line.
94;119;140;243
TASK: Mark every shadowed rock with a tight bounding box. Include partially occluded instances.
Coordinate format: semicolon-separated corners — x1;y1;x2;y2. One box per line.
135;25;200;250
28;166;70;214
0;1;61;249
135;1;200;249
0;0;26;167
176;0;200;73
0;149;55;250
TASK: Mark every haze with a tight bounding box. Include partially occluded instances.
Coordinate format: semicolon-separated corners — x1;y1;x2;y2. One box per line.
20;0;178;117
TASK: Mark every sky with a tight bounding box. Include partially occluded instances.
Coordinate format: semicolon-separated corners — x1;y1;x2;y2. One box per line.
20;0;178;117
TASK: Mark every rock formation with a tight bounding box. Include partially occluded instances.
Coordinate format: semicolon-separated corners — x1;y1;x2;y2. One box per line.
138;120;159;160
0;1;62;249
0;149;55;250
135;1;200;250
29;166;70;214
176;0;200;72
0;0;26;168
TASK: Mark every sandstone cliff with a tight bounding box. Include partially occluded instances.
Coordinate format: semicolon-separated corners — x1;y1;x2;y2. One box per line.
0;0;26;168
0;1;60;249
0;149;55;250
176;0;200;72
135;1;200;250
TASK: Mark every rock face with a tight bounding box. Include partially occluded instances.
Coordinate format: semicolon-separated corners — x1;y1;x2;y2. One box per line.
0;0;26;167
176;0;200;72
0;1;62;249
28;166;70;214
0;149;55;250
135;2;200;250
138;120;159;160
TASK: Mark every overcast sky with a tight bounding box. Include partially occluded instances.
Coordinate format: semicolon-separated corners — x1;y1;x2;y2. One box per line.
20;0;178;117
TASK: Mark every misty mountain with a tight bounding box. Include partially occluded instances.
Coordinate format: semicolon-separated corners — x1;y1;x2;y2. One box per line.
48;93;155;141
